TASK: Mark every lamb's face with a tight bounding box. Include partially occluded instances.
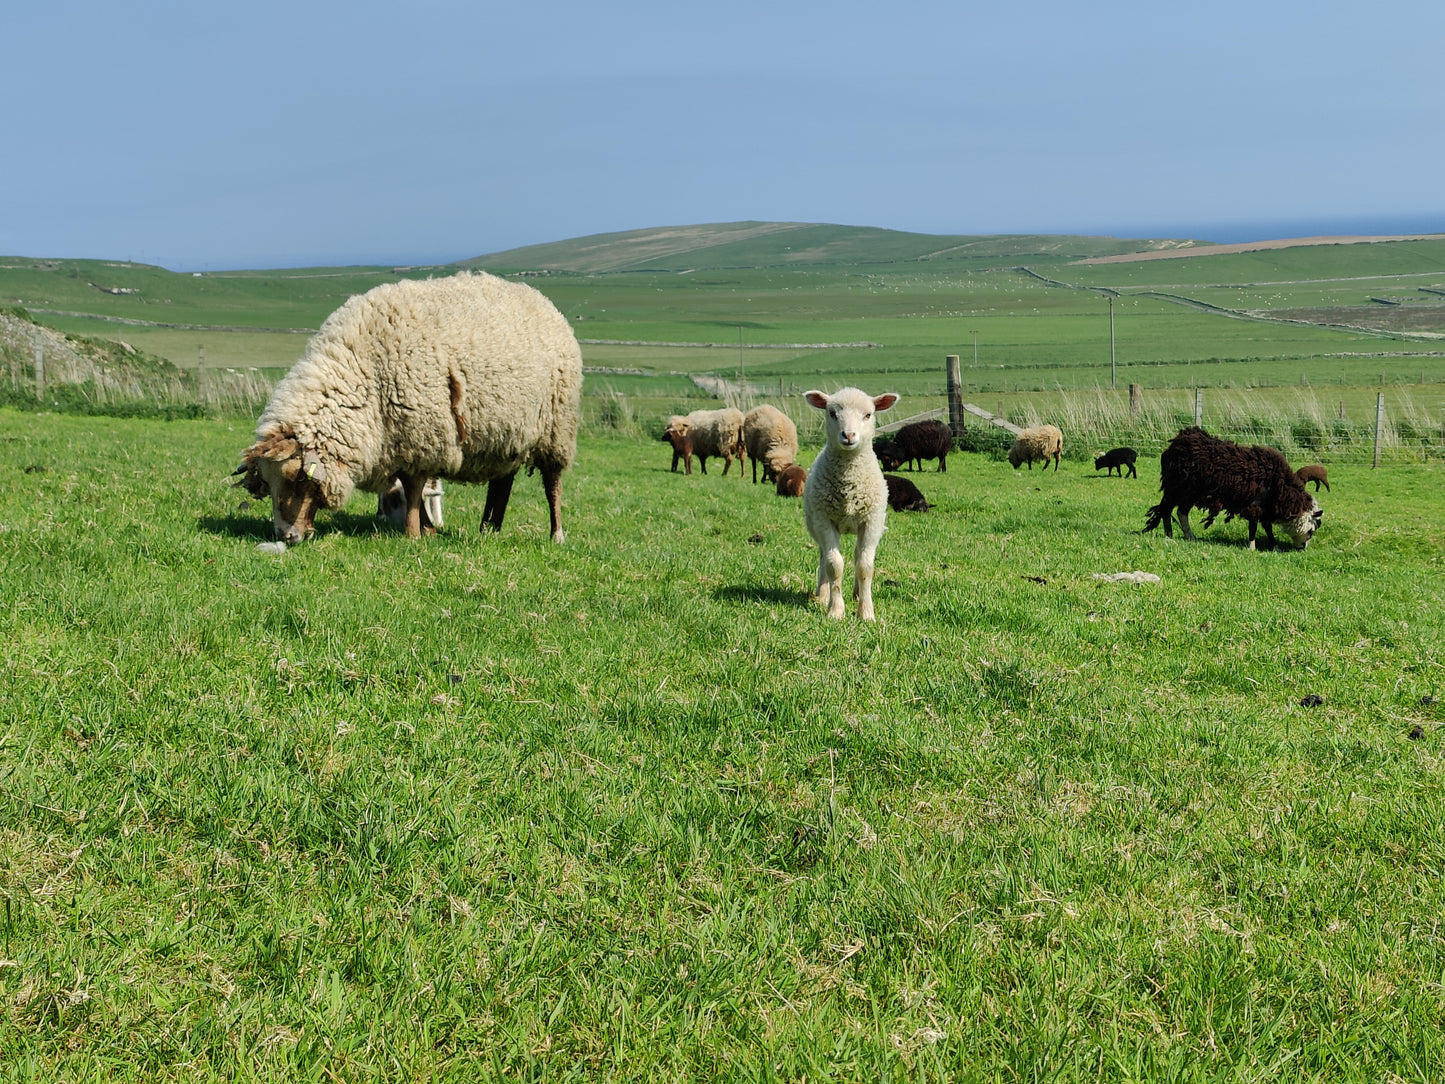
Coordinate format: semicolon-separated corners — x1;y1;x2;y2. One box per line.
1278;497;1324;548
804;388;899;454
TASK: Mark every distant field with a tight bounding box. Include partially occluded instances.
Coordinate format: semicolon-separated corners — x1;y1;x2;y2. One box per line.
3;231;1442;461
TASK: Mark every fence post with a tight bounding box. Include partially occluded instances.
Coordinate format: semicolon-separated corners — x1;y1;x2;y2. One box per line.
197;345;206;405
945;355;963;436
1194;387;1203;427
33;334;44;401
1373;392;1385;469
1129;382;1141;421
8;338;18;387
1339;400;1346;421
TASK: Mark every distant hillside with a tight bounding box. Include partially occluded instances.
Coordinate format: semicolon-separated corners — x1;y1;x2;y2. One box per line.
463;221;1206;273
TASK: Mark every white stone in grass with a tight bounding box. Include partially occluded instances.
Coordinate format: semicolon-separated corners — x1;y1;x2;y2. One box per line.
256;540;287;555
1092;570;1161;584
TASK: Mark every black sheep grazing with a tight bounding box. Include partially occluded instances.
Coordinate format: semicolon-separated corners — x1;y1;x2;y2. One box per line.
1094;447;1137;478
890;420;953;472
1143;427;1322;550
873;438;905;472
884;474;930;512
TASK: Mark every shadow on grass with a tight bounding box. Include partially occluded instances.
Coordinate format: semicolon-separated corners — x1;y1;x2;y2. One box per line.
713;583;815;609
196;509;401;540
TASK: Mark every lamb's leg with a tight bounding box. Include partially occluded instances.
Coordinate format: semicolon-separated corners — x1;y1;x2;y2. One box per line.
540;465;566;544
814;525;846;620
854;515;886;622
1247;520;1260;551
481;471;517;534
398;472;429;539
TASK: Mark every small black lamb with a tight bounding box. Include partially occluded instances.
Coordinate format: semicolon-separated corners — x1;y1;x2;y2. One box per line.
1094;447;1138;478
884;474;930;512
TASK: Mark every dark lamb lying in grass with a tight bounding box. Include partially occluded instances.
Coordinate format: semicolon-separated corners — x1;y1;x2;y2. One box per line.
1295;463;1330;492
1094;447;1137;477
1143;426;1322;550
884;474;930;512
889;420;953;472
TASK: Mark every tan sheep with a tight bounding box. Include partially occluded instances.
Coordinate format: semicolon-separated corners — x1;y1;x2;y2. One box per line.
1008;424;1064;471
674;408;746;476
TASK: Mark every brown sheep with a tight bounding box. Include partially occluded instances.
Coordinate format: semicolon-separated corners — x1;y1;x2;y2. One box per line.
775;463;806;497
1295;463;1330;492
663;416;694;475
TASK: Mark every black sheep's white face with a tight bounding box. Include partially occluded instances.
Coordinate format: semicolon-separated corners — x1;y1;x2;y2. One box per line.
1280;498;1324;548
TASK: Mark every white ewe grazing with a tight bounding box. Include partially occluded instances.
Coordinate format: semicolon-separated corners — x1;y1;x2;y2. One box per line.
803;387;899;620
234;272;581;543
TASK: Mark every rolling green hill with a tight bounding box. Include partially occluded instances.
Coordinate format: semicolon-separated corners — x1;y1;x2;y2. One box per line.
463;221;1208;273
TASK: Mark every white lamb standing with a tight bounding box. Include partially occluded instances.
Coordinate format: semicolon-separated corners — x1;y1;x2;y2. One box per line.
803;387;899;621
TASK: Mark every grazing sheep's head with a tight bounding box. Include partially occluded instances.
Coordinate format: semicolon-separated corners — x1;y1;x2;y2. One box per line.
233;426;351;543
804;388;899;454
1279;496;1324;548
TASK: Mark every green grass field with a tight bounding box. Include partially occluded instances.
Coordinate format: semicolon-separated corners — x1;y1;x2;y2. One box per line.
2;411;1443;1080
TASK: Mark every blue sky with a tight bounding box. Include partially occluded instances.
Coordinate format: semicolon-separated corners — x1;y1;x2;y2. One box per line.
5;0;1442;270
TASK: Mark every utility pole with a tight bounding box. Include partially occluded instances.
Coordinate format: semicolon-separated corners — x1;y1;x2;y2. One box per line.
738;325;745;404
972;329;978;369
1109;296;1117;391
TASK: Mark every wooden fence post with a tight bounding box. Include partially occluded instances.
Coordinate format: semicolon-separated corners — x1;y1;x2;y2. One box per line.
945;355;963;436
197;345;206;404
1129;382;1141;421
34;334;44;401
1194;387;1202;427
1373;392;1385;469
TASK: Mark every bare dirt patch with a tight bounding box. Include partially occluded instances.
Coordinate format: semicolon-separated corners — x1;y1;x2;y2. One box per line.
1077;234;1445;265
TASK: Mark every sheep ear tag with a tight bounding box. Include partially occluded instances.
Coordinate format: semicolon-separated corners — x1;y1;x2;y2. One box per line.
302;453;326;483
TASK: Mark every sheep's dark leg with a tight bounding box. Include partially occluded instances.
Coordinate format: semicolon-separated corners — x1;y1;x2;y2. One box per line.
1127;462;1137;478
1247;519;1261;551
698;456;707;475
540;465;565;544
939;453;947;473
481;471;517;534
1178;506;1196;541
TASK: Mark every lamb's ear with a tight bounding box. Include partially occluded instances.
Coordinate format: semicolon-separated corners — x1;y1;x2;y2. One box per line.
873;393;900;412
804;390;830;411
